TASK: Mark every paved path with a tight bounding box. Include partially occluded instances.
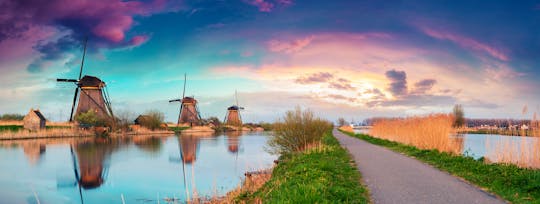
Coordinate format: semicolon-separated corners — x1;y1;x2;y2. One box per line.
333;129;506;204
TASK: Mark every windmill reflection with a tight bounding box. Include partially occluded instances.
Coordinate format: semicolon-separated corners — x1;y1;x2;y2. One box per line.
225;131;242;153
74;138;116;189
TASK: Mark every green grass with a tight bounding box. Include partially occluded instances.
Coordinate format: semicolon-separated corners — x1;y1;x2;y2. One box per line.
45;126;71;130
168;126;189;132
0;125;22;132
341;130;540;204
240;131;369;203
0;125;72;132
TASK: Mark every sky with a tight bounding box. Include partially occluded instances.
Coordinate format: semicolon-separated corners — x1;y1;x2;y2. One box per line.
1;0;540;123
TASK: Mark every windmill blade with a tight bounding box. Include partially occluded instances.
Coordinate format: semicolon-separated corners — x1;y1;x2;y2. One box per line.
78;37;88;80
238;107;245;110
69;88;79;122
182;73;186;99
235;90;239;107
57;79;78;83
169;99;181;103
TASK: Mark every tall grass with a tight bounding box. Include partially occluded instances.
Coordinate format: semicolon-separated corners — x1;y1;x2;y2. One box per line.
487;134;540;169
369;114;462;154
268;107;332;154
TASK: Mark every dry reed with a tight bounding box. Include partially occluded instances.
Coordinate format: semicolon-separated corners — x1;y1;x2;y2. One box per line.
369;114;462;154
487;133;540;169
0;128;93;140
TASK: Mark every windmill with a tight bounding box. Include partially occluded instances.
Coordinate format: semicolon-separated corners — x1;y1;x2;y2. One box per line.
169;74;202;127
224;90;245;127
56;38;114;123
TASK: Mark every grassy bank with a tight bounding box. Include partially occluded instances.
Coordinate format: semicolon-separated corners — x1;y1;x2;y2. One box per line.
239;131;370;203
0;125;72;132
342;130;540;204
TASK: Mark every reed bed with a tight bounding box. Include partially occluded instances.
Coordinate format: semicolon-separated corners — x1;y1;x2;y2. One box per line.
0;128;93;140
369;114;462;154
486;134;540;169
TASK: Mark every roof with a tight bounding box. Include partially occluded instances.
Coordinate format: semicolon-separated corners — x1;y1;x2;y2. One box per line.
182;97;197;103
134;115;151;123
227;105;244;110
227;105;240;110
79;75;105;87
33;110;46;121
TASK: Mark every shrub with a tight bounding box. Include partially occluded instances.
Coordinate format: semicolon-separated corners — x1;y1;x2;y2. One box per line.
75;109;108;127
139;110;165;130
0;114;24;121
268;107;332;154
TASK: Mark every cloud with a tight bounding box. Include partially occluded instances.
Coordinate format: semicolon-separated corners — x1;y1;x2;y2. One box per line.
0;0;180;72
385;69;407;97
328;78;355;91
411;79;436;94
245;0;274;12
377;95;457;107
268;36;314;53
420;27;508;61
295;72;333;84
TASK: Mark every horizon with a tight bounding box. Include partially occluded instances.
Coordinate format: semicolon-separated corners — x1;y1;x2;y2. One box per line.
1;0;539;123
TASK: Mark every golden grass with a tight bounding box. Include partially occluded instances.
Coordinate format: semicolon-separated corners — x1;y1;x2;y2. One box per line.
487;133;540;169
0;128;93;140
369;114;462;154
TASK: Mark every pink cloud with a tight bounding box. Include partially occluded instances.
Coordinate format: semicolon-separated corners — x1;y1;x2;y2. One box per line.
0;0;179;72
420;27;509;61
246;0;274;12
268;36;314;53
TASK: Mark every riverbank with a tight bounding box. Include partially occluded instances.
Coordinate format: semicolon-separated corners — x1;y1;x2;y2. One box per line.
341;130;540;204
236;131;369;203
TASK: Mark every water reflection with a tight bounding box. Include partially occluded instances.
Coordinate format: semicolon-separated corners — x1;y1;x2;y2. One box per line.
133;136;163;154
22;142;46;165
74;138;116;189
225;131;241;153
0;132;276;203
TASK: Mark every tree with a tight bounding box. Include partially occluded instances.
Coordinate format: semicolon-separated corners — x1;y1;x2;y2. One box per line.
337;117;347;127
139;110;165;130
0;113;24;121
453;104;465;128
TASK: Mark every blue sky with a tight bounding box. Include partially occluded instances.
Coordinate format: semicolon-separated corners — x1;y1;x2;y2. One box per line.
1;0;539;122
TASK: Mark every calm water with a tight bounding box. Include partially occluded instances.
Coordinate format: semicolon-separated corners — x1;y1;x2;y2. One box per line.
0;131;276;204
461;133;539;160
354;129;539;166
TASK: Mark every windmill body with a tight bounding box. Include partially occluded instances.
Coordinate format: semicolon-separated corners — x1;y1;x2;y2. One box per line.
224;91;244;127
75;75;112;120
177;97;202;127
225;105;242;126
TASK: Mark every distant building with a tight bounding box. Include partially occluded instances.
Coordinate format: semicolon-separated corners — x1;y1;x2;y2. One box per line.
134;115;151;125
23;109;46;131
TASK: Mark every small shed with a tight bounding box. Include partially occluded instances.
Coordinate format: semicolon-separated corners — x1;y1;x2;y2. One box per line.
23;109;46;131
134;115;151;125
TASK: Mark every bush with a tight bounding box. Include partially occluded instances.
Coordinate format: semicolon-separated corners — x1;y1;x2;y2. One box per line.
0;114;24;121
139;110;165;130
268;107;332;154
75;109;108;127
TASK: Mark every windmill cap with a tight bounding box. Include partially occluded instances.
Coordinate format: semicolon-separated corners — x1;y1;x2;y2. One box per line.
182;97;197;103
79;75;105;87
